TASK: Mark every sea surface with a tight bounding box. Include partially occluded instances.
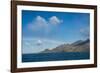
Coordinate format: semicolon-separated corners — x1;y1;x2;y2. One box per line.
22;52;90;62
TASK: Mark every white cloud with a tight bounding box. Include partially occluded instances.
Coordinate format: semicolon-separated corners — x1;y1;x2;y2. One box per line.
49;16;63;25
36;40;43;46
80;27;90;38
28;16;48;31
28;16;63;33
34;16;48;27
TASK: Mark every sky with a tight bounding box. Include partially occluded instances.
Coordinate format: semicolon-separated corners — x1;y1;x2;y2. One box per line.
22;10;90;54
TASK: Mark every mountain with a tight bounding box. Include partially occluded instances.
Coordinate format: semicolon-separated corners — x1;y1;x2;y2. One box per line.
41;39;90;53
71;40;83;46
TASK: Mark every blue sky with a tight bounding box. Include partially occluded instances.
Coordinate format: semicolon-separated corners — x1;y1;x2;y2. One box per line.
22;10;90;53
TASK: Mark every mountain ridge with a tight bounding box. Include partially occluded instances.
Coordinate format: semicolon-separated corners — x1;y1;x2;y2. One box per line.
40;39;90;53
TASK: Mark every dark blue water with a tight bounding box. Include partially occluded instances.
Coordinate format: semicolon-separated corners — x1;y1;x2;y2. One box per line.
22;52;90;62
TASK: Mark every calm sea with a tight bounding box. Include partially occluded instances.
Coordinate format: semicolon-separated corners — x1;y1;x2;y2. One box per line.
22;52;90;62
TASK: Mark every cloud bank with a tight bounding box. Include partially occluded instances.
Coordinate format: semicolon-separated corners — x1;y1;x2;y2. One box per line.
28;16;63;32
80;27;90;38
22;38;65;54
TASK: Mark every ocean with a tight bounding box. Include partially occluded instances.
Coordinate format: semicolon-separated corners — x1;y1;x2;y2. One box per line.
22;52;90;62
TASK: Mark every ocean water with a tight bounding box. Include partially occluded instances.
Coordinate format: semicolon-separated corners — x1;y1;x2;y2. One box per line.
22;52;90;62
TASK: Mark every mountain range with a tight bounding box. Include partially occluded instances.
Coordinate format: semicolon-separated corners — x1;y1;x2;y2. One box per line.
40;39;90;53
